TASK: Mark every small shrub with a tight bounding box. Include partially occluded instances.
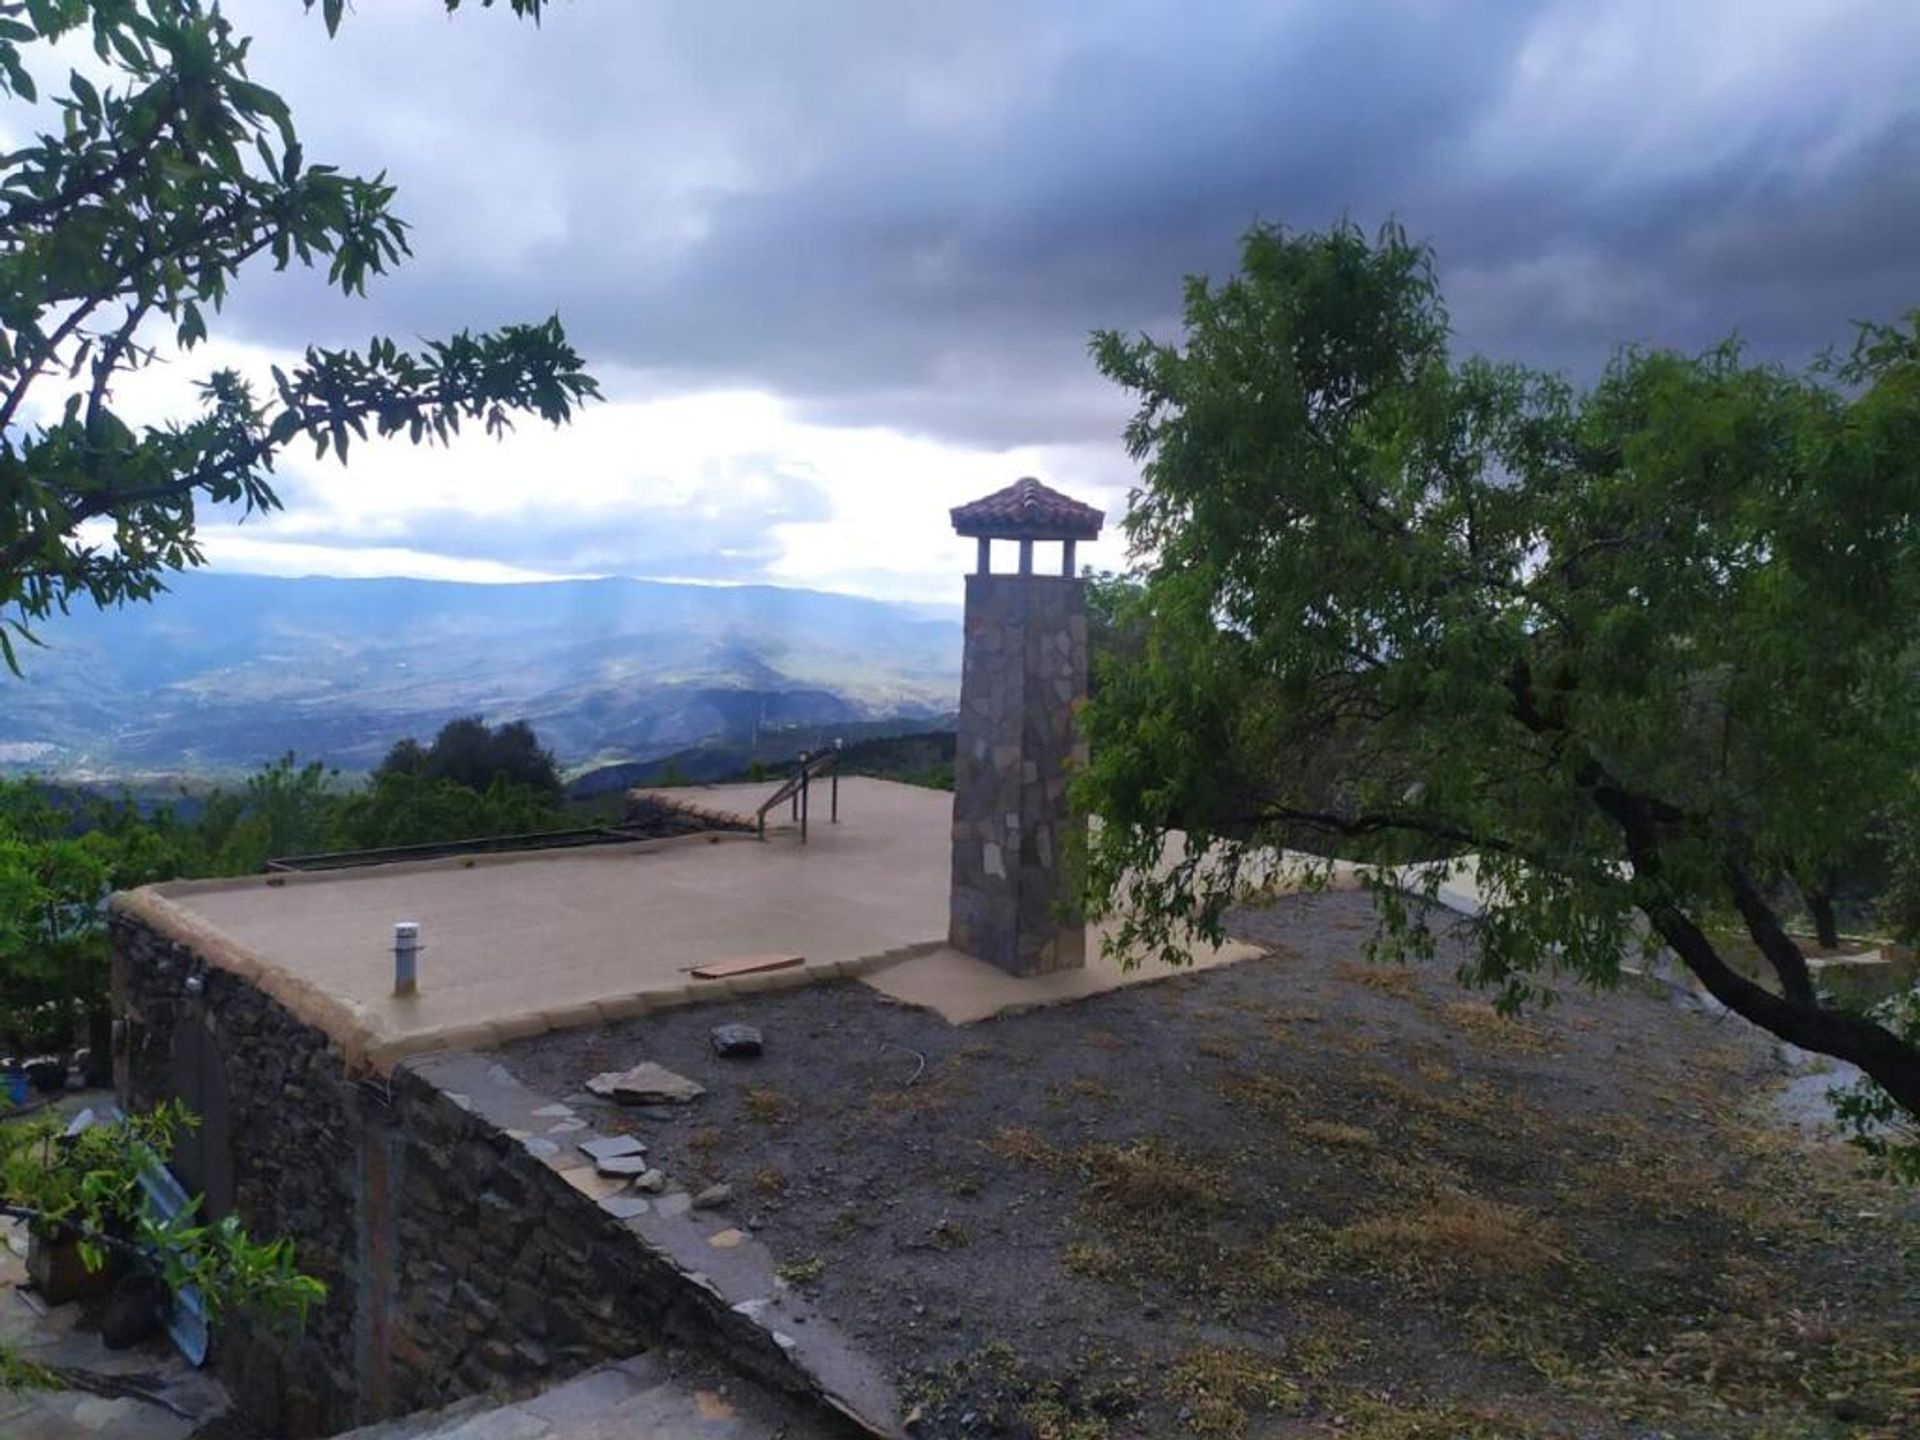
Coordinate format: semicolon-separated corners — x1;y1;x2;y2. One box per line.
776;1254;824;1285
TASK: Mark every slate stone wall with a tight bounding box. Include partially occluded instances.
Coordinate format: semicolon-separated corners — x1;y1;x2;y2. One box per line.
620;793;757;837
948;573;1089;976
109;913;743;1436
114;914;362;1433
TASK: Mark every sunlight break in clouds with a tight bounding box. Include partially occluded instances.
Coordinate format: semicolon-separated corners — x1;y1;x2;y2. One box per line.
87;339;1130;608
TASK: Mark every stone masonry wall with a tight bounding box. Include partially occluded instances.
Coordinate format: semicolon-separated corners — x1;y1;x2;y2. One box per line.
948;572;1089;976
110;911;857;1437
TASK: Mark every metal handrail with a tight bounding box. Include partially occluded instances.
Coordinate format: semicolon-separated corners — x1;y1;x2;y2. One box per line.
754;747;842;841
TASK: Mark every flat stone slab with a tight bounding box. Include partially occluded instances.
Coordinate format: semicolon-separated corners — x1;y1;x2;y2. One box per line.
577;1134;646;1162
595;1154;651;1178
587;1063;707;1105
329;1352;841;1438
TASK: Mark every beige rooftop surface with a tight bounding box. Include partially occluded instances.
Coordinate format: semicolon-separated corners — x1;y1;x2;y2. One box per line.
118;777;1261;1069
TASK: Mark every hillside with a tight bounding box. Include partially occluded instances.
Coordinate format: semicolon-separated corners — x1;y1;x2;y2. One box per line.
0;573;960;779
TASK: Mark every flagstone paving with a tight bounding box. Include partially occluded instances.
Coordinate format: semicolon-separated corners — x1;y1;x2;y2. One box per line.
0;1217;229;1440
334;1350;839;1440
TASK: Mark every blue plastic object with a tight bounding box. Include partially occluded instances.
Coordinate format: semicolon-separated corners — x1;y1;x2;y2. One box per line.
134;1148;210;1367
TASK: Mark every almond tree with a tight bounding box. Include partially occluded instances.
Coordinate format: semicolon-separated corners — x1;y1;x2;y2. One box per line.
0;0;590;671
1081;221;1920;1166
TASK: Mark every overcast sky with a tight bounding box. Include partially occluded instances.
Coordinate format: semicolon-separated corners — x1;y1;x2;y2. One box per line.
66;1;1920;603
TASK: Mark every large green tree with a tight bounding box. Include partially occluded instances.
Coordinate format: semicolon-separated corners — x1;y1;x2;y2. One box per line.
1080;221;1920;1144
0;0;589;671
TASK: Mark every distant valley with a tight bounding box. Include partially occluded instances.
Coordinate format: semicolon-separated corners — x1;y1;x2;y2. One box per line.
0;573;961;781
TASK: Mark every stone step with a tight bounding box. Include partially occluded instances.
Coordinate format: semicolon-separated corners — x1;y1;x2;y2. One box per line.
332;1354;842;1440
330;1393;494;1440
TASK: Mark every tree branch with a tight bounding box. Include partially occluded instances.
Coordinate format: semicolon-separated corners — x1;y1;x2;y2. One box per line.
1725;860;1818;1008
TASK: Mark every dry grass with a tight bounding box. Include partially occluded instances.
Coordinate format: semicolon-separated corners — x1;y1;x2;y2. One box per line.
1078;1139;1232;1215
1438;1000;1548;1053
1360;1067;1476;1123
1062;1239;1126;1283
1297;1119;1379;1149
1323;1027;1385;1055
1335;960;1422;999
986;1124;1062;1168
1317;1393;1539;1439
1548;1304;1920;1439
1285;1307;1371;1379
1238;1221;1339;1298
926;1216;972;1250
1055;1076;1119;1104
1341;1187;1565;1280
1412;1056;1457;1085
741;1084;797;1124
1216;1070;1303;1118
866;1072;969;1127
750;1165;789;1196
1164;1345;1302;1438
1266;1005;1323;1025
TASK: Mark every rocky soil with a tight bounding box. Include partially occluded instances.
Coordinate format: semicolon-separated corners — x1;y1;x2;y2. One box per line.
498;890;1920;1440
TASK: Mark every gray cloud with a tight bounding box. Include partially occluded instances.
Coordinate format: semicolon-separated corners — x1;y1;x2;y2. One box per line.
214;0;1920;452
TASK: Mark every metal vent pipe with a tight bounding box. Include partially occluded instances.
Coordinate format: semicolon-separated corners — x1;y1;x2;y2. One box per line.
393;921;419;996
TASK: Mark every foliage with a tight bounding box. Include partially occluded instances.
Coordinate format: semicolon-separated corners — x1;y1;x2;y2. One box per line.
0;1100;325;1323
1876;789;1920;947
377;715;562;800
0;0;595;672
1830;987;1920;1183
0;778;180;1048
334;768;563;850
1081;570;1147;700
0;715;567;1045
1080;219;1920;1161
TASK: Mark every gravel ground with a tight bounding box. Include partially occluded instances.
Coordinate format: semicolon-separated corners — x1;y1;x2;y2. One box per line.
496;890;1920;1440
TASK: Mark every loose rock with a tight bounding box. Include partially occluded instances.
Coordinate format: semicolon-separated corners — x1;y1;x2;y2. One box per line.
585;1062;707;1105
710;1023;764;1059
634;1168;668;1193
693;1183;734;1210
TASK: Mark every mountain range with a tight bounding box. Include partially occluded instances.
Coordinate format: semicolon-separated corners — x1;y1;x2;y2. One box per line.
0;573;961;780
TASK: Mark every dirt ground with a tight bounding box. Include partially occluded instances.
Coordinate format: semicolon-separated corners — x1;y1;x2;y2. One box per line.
496;891;1920;1440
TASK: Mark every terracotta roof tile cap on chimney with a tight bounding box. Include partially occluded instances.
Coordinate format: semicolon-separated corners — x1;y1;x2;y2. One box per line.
950;476;1104;541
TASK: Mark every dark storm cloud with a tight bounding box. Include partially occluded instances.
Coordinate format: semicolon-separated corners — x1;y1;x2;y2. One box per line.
221;0;1920;448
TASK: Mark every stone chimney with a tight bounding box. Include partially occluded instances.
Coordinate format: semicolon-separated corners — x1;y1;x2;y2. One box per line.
947;477;1104;976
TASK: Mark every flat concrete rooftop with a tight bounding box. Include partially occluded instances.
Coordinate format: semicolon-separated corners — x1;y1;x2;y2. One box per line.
118;777;1259;1071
